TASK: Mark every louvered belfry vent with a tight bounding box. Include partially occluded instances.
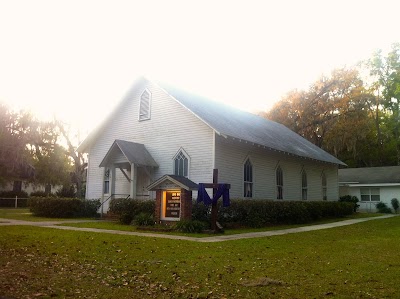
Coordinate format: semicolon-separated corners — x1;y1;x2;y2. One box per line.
139;89;151;121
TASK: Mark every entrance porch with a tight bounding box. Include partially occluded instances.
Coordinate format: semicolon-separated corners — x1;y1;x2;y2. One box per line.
98;139;158;212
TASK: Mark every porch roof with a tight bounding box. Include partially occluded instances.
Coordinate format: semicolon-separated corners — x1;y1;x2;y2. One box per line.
99;139;158;168
147;175;198;191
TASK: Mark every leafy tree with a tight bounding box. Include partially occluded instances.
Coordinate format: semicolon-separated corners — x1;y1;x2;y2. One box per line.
0;103;34;185
0;103;72;190
266;68;371;150
366;43;400;164
57;122;87;198
323;92;379;167
19;112;72;188
265;58;400;167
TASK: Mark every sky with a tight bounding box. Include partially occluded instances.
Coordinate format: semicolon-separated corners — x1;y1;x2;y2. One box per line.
1;0;399;137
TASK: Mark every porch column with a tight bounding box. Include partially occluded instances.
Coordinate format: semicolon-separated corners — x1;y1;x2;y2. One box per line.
130;163;137;199
110;166;116;196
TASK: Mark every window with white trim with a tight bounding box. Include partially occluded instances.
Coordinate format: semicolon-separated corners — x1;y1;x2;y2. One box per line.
276;166;283;199
322;172;327;200
174;150;189;177
243;158;253;198
104;168;110;194
301;169;307;200
360;188;380;202
139;89;151;121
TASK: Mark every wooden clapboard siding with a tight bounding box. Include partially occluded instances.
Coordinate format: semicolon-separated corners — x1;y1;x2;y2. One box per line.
85;79;214;200
83;77;341;203
214;135;339;200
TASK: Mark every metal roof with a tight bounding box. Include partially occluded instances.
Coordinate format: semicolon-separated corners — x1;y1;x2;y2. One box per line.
99;139;158;168
339;166;400;185
158;83;345;166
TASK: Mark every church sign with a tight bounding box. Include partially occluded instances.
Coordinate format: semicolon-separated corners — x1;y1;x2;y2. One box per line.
164;191;181;218
147;175;198;223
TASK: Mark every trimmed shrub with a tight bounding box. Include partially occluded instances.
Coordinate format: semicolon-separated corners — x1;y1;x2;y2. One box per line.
0;190;29;207
175;220;207;233
0;196;29;207
56;185;76;198
134;212;155;226
391;198;399;213
0;190;29;198
211;199;354;228
376;202;392;214
109;198;155;224
191;201;211;223
30;190;56;198
339;195;360;212
29;197;101;218
79;199;102;217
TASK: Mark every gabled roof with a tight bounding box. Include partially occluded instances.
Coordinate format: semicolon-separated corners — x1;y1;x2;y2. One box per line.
339;166;400;185
147;174;198;191
77;77;147;153
78;77;344;166
99;139;158;168
158;83;345;166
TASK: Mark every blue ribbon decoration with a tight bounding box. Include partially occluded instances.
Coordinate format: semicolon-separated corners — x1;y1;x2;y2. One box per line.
197;183;230;207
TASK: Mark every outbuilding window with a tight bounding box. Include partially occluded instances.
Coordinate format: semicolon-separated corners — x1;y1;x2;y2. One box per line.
139;89;151;121
276;166;283;199
360;188;380;202
243;158;253;198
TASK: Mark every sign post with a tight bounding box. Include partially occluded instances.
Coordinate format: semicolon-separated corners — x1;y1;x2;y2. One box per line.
211;169;219;231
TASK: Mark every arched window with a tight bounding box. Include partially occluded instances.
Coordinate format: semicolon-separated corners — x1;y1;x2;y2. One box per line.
276;166;283;200
139;89;151;121
301;169;307;200
174;150;189;177
322;172;327;200
243;158;253;198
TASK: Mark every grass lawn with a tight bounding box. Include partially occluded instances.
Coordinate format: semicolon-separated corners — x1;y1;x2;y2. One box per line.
0;207;385;238
1;213;399;298
0;208;94;222
58;211;384;237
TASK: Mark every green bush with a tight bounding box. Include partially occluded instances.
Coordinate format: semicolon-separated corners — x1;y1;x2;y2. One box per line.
191;202;210;222
109;198;155;224
30;190;56;198
339;195;360;212
0;196;29;207
376;202;392;214
56;185;76;198
391;198;399;213
212;199;354;228
134;212;155;226
0;190;29;198
79;199;102;217
110;198;354;228
175;220;207;233
29;197;101;218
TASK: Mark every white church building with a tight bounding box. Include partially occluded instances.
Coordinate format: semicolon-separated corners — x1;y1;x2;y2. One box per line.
78;77;345;211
